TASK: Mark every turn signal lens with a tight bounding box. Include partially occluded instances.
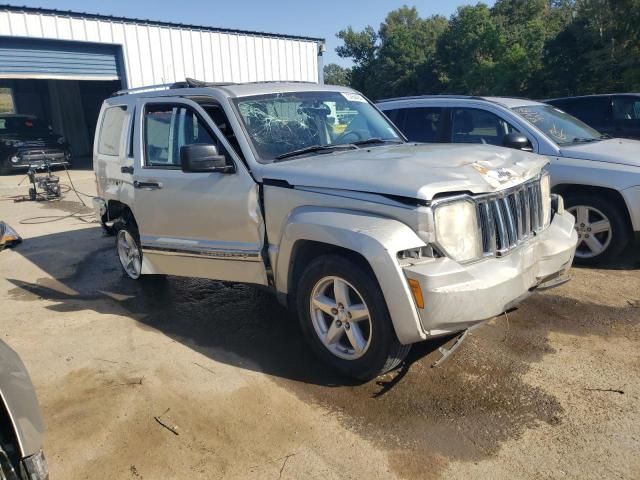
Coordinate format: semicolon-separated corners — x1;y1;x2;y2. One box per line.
407;278;425;309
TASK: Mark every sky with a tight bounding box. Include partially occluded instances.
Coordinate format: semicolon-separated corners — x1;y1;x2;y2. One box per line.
6;0;495;66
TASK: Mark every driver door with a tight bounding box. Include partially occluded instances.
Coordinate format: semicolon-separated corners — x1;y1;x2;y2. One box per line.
131;97;267;285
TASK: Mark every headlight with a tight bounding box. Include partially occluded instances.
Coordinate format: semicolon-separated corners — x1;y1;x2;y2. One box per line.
3;139;24;147
57;136;66;145
540;172;552;227
433;199;483;262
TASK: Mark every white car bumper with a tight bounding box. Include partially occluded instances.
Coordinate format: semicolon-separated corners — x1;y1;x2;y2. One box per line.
403;210;578;338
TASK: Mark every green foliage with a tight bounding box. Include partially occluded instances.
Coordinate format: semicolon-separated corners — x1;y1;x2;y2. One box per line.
333;0;640;99
323;63;351;86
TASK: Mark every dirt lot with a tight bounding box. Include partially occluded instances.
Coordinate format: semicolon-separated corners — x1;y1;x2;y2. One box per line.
1;169;639;480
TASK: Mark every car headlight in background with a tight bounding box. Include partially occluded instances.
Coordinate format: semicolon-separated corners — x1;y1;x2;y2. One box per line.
433;199;482;263
540;171;552;227
2;139;24;147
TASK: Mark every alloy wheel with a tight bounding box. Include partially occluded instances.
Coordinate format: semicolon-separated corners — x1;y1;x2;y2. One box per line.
310;276;372;360
117;230;142;279
568;205;612;259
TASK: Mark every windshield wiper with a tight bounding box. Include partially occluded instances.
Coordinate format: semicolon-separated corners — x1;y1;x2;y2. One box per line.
275;144;357;161
349;137;403;147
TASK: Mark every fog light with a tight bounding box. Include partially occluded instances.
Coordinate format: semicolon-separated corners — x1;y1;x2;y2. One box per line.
22;449;49;480
407;278;425;309
10;155;19;163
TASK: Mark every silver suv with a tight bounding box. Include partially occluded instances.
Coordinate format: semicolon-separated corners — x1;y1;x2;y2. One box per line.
378;96;640;265
0;340;49;480
93;80;577;380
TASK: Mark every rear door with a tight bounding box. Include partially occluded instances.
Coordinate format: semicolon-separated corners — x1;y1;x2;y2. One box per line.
131;97;267;285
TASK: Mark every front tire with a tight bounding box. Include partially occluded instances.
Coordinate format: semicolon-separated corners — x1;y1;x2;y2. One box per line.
296;255;410;381
564;193;630;266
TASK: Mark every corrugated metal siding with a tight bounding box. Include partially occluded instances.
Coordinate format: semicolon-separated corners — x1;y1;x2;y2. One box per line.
0;37;120;80
0;8;321;87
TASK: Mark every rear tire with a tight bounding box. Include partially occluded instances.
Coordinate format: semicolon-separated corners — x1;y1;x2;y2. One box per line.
564;193;630;266
113;216;143;280
296;254;410;381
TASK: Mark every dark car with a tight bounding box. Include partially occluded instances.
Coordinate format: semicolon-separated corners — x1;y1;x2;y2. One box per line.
0;114;71;175
546;94;640;140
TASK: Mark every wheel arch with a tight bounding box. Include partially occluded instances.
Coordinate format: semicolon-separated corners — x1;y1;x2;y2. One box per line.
105;200;135;225
275;207;428;344
552;184;633;230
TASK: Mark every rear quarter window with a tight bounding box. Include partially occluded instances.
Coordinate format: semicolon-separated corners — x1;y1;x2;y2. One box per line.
98;106;128;156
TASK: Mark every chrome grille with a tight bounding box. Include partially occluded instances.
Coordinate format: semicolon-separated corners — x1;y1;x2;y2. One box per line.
22;140;46;147
476;178;544;256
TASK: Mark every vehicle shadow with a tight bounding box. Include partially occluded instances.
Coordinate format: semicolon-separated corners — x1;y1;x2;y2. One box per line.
5;226;450;389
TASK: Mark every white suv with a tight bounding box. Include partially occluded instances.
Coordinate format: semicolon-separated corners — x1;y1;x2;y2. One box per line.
93;80;577;379
378;96;640;265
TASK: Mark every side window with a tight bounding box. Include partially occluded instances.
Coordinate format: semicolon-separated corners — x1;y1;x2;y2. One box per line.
201;103;244;160
567;97;611;124
383;108;403;124
98;106;127;156
401;107;443;143
450;108;518;146
612;96;640;121
144;104;218;168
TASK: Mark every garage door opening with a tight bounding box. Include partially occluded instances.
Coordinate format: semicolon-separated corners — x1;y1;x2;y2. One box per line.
0;37;124;172
1;79;121;169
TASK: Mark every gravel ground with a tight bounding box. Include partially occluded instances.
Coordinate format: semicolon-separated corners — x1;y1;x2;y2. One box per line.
1;169;639;479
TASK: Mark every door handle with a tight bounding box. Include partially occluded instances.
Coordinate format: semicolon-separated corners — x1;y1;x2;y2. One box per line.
133;180;162;190
121;166;134;174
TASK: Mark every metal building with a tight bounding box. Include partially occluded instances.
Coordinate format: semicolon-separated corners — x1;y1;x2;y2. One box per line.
0;4;324;160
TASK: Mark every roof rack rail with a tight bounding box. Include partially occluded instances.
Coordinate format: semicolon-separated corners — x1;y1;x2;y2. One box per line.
171;78;237;89
112;78;237;97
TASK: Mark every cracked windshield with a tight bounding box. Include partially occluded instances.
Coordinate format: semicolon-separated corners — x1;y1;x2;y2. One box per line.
512;104;604;146
234;91;402;162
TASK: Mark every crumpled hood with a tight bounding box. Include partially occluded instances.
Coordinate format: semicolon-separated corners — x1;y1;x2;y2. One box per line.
560;138;640;167
260;143;547;201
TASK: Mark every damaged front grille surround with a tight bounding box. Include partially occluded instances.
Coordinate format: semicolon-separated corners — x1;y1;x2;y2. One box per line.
427;175;550;263
475;176;547;257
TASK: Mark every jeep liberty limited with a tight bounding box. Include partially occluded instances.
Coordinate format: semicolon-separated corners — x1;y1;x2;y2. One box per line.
93;79;578;380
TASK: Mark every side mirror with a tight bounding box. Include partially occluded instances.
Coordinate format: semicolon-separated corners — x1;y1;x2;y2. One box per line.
502;132;532;151
180;144;234;173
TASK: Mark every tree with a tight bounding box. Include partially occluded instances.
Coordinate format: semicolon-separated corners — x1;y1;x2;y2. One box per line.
323;63;351;86
335;7;448;99
436;4;504;95
333;1;640;98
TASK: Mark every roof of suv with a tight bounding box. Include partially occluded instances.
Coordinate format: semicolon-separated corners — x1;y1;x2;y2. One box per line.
377;95;544;109
113;79;355;99
546;93;640;102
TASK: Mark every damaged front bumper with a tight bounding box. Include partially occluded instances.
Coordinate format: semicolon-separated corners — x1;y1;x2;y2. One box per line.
403;209;577;338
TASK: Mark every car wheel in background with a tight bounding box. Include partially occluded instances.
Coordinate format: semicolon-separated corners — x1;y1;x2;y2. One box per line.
296;254;410;381
565;193;630;266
